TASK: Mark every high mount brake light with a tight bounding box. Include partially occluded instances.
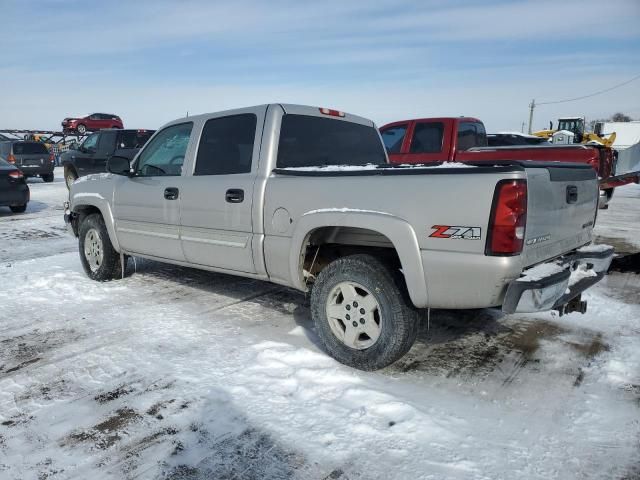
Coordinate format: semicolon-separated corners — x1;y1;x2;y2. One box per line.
486;179;527;256
319;108;345;117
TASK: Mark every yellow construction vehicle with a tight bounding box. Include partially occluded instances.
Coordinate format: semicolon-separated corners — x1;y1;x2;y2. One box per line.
533;116;616;147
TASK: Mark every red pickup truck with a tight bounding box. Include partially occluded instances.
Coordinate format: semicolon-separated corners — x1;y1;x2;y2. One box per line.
380;117;621;206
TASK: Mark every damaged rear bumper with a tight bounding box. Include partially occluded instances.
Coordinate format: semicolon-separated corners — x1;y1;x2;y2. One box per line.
502;245;614;314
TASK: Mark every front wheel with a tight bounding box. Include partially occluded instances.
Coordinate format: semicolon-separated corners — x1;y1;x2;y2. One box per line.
77;124;87;134
311;254;419;371
78;213;126;281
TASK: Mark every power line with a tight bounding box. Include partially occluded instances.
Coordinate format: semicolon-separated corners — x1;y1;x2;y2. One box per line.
527;73;640;133
537;73;640;105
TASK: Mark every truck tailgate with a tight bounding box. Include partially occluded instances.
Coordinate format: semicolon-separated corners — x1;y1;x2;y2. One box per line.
522;164;598;267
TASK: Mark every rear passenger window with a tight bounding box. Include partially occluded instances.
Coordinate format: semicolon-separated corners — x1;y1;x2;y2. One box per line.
277;115;386;168
98;131;117;153
381;125;407;153
194;114;257;175
457;122;488;151
410;122;444;153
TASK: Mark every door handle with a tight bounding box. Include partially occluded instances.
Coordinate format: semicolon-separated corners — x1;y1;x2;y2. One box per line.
225;189;244;203
164;187;179;200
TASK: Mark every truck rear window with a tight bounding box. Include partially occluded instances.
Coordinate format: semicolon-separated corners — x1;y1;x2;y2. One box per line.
277;115;386;168
118;131;154;149
13;142;49;155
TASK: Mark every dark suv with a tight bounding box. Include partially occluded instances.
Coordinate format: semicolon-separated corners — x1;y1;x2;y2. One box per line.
0;141;55;182
62;113;124;134
60;129;154;188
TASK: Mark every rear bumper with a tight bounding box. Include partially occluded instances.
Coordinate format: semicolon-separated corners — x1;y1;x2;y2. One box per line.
18;165;54;176
502;245;614;314
0;184;30;206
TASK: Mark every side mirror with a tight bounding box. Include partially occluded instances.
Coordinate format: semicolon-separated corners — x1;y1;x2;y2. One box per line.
107;155;132;175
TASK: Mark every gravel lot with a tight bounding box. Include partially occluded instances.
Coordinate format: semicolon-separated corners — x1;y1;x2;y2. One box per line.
0;169;638;480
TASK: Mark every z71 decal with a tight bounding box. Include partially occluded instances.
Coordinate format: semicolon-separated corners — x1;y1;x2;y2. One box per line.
430;225;481;240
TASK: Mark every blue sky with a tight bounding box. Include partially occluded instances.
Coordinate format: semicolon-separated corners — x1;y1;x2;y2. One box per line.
1;0;639;132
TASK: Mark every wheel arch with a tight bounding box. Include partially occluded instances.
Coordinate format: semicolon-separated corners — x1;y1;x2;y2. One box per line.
72;199;121;252
290;211;429;308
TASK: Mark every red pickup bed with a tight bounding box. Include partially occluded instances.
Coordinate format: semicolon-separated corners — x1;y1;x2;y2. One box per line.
380;117;624;205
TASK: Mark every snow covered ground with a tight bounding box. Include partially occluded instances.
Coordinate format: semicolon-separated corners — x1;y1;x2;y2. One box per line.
0;170;638;480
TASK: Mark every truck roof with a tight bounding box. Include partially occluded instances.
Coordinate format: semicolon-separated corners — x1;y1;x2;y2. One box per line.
164;104;376;129
382;117;483;127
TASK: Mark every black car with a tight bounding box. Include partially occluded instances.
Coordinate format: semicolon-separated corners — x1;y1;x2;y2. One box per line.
61;129;154;189
0;140;55;182
0;158;29;213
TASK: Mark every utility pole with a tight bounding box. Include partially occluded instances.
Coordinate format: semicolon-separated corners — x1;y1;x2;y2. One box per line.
528;99;535;134
521;121;526;133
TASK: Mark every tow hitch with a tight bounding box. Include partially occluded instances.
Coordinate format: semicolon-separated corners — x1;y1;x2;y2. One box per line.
555;295;588;316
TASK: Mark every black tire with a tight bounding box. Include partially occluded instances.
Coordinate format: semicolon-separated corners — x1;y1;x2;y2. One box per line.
42;173;54;183
10;204;27;213
77;124;87;134
65;166;78;190
78;213;126;281
311;254;419;371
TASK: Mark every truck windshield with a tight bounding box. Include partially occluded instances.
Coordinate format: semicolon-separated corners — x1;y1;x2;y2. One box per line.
277;115;387;168
13;142;49;155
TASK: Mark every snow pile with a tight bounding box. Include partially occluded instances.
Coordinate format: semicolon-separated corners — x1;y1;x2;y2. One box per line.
279;164;382;172
577;244;614;254
568;264;598;287
517;263;565;282
280;162;475;172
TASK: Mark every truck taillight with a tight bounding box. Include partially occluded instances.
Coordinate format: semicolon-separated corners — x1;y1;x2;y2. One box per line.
7;154;16;164
486;179;527;256
49;153;55;163
319;108;345;117
9;170;23;179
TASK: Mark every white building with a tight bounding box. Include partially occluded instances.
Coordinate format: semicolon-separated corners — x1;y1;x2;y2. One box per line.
595;121;640;175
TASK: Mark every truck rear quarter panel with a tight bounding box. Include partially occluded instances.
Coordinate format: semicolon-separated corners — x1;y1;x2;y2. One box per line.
263;169;525;308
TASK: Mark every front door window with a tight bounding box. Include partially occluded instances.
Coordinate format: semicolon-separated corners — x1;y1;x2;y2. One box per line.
135;123;193;177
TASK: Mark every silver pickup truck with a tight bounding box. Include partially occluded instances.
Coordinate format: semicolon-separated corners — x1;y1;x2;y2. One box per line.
64;104;613;370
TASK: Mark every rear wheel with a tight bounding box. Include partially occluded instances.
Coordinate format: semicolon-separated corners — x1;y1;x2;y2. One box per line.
65;167;78;190
42;173;54;183
310;254;420;371
10;204;27;213
77;124;87;134
78;213;125;281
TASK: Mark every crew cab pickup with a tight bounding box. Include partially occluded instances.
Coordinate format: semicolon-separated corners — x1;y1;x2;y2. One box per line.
60;129;154;189
380;117;618;207
64;104;613;370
